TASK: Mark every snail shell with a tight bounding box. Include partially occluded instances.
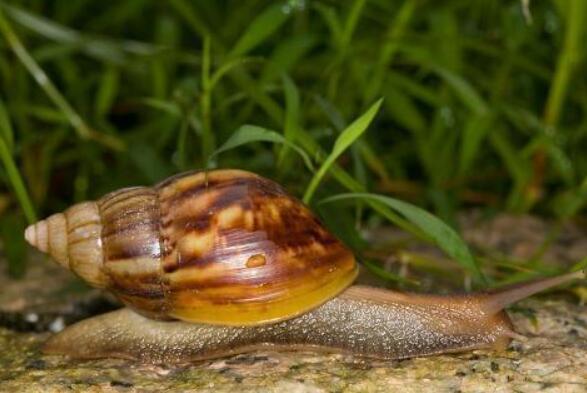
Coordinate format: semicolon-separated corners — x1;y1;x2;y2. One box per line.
25;170;358;325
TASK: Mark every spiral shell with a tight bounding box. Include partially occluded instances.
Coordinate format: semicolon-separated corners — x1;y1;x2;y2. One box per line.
25;170;358;325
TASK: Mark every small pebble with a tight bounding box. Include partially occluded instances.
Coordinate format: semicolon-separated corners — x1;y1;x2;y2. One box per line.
48;317;65;332
24;313;39;323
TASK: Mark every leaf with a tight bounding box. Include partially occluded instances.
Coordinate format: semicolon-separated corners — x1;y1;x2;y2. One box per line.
0;96;14;150
293;126;428;239
95;66;120;118
277;74;300;169
303;98;383;203
459;112;493;175
260;34;316;83
209;57;259;90
2;3;158;62
140;98;182;117
0;213;27;278
167;0;211;38
551;175;587;218
365;0;418;100
229;3;291;58
128;142;173;183
0;8;124;151
433;66;488;115
0;136;37;224
313;94;345;131
320;193;485;282
313;4;343;45
545;138;574;185
570;256;587;272
361;259;418;286
382;86;425;133
339;0;367;50
208;125;313;171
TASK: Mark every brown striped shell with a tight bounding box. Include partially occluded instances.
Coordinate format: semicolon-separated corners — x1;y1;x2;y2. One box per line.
24;170;358;326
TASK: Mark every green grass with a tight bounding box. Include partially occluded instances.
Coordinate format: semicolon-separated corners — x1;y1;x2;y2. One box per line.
0;0;585;287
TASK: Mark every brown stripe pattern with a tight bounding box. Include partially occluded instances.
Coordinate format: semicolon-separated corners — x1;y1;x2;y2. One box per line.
97;187;167;318
156;170;357;322
91;169;356;324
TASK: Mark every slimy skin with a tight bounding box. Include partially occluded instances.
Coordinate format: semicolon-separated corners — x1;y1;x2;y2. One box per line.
43;271;583;363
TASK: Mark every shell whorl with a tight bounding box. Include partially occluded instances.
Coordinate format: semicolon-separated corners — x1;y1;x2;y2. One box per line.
153;170;357;325
97;186;166;318
24;202;107;288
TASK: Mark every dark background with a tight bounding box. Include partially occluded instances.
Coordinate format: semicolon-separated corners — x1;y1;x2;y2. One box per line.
0;0;585;278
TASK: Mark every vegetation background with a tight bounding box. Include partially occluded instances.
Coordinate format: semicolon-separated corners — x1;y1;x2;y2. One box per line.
0;0;585;286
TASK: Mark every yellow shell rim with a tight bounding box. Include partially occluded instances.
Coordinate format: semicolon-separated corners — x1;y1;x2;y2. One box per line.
168;259;358;326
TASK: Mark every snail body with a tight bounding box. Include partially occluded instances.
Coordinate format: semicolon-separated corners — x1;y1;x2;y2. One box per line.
43;286;513;363
25;170;584;363
42;274;582;362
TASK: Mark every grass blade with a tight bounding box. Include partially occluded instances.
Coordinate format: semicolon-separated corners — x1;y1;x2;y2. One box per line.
0;97;14;150
208;125;313;171
260;35;316;83
303;98;383;203
365;0;417;100
200;35;215;164
0;136;36;224
2;3;158;62
229;2;291;58
459;112;493;175
544;0;586;128
361;258;418;286
140;98;182;117
95;66;120;118
0;8;123;151
0;213;26;277
434;66;488;115
209;57;259;90
321;192;485;283
277;74;300;171
167;0;211;38
340;0;367;50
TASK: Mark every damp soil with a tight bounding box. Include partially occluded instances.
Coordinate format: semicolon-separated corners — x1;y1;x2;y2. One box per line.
0;212;585;393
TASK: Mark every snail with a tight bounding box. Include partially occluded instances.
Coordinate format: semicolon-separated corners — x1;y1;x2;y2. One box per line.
24;169;584;363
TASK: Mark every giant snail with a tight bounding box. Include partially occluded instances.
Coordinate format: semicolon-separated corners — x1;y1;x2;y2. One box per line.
25;169;585;363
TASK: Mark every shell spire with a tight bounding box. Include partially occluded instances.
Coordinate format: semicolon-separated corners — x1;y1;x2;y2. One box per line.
24;202;108;289
25;213;69;270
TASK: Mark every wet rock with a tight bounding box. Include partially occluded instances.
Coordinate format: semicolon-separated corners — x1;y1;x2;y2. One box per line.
0;253;118;332
0;298;584;392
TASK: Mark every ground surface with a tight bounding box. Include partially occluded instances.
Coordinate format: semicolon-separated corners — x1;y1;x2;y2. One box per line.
0;213;585;392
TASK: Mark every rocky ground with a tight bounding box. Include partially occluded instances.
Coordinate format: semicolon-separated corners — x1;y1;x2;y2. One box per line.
0;213;585;392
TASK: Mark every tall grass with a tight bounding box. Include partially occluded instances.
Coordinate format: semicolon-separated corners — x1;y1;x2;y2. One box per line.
0;1;585;286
